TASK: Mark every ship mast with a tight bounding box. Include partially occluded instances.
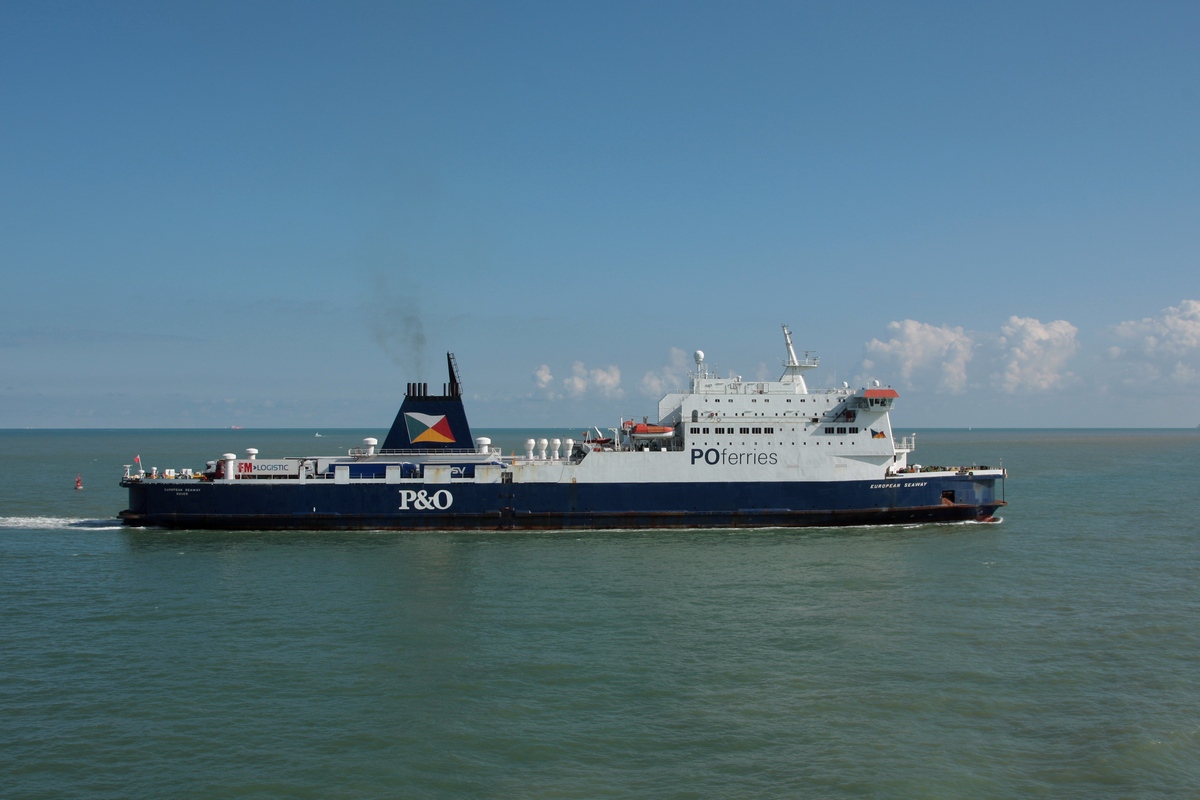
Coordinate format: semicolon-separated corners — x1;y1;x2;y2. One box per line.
780;324;818;391
447;352;463;397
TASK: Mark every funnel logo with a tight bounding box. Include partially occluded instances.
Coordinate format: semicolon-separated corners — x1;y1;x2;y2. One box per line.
405;412;455;444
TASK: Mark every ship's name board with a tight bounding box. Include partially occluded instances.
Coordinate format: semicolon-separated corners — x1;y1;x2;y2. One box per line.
869;481;928;489
690;448;779;466
235;459;299;475
398;489;453;510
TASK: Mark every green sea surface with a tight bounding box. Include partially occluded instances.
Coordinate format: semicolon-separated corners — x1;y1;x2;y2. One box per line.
1;429;1198;798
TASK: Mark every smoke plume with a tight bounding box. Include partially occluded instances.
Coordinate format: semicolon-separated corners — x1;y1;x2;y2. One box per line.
365;272;427;377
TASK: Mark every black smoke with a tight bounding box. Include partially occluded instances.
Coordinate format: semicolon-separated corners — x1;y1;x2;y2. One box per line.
365;272;426;378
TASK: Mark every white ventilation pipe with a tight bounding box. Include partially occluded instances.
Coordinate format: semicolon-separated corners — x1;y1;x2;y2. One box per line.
222;453;237;481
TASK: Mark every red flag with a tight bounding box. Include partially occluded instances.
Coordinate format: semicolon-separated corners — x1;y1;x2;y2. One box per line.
135;455;141;464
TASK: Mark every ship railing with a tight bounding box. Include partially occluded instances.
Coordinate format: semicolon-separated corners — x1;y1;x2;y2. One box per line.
895;464;1004;476
348;447;481;457
894;435;916;453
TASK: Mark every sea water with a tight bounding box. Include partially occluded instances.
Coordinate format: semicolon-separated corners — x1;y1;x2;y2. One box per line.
1;429;1198;798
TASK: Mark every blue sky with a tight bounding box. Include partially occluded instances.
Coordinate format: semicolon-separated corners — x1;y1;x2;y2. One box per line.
2;1;1197;428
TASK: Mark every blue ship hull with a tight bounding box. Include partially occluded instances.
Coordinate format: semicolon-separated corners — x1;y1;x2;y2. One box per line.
120;473;1004;530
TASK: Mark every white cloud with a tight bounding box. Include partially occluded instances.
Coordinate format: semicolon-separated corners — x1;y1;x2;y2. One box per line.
564;363;588;397
863;316;1080;395
533;364;553;390
864;320;975;393
641;347;690;396
564;361;624;399
1108;299;1200;386
590;364;623;397
849;304;1199;421
994;316;1079;393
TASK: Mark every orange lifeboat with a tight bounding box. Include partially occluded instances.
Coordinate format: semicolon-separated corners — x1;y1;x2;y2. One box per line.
627;422;674;440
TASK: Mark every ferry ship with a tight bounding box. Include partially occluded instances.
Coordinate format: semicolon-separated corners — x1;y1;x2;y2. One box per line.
119;327;1006;530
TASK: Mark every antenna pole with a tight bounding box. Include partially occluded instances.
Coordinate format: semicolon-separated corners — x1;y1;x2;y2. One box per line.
782;324;800;367
447;352;462;397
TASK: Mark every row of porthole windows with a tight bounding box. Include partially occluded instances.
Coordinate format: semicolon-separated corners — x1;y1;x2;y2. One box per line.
691;410;823;422
706;398;829;403
690;427;776;435
686;425;872;438
690;441;857;447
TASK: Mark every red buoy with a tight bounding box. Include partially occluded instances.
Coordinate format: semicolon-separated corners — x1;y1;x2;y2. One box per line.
75;474;82;491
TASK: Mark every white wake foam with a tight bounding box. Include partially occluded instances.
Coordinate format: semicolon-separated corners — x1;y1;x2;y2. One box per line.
0;516;124;531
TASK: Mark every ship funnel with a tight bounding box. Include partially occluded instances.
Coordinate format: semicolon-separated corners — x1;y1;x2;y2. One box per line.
382;352;475;452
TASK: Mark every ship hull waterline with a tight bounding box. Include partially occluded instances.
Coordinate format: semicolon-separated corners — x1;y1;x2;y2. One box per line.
120;477;1005;531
